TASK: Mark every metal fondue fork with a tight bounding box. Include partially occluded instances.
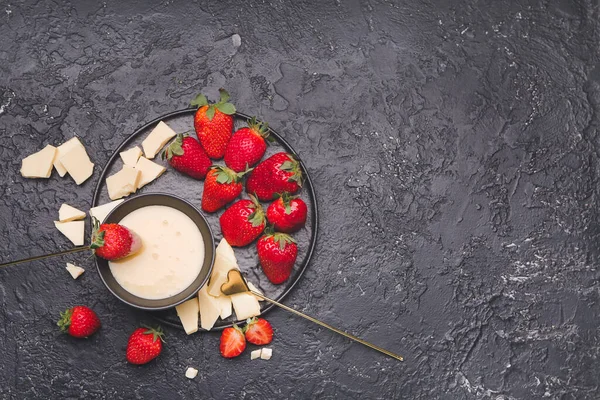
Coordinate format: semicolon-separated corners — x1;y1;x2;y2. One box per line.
220;269;404;362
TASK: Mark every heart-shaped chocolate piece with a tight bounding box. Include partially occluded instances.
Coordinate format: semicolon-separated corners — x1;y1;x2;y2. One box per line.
220;269;250;296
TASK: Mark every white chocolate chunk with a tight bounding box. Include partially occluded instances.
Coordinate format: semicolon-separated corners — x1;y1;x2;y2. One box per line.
60;144;94;185
251;349;261;360
65;263;85;279
58;203;86;222
134;157;166;189
54;138;84;177
207;244;239;297
20;144;57;178
119;146;142;167
106;166;140;200
185;367;198;379
141;121;177;159
231;292;261;321
216;238;236;264
210;294;232;320
54;220;85;246
198;285;221;331
176;297;199;335
89;199;124;223
260;348;272;360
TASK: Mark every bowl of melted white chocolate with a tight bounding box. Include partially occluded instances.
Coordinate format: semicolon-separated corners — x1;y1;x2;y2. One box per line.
96;193;214;310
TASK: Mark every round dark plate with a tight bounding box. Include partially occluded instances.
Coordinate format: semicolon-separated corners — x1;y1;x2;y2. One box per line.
96;193;215;311
92;109;318;330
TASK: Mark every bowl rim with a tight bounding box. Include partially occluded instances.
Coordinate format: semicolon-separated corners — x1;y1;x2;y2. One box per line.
95;192;215;311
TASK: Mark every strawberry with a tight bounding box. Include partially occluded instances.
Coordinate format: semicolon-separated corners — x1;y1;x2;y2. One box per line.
257;231;298;284
219;195;266;247
244;318;273;345
224;117;269;172
220;325;246;358
126;326;165;365
191;89;236;159
90;217;142;261
162;134;211;179
57;306;101;338
246;152;303;201
266;193;308;233
202;166;250;213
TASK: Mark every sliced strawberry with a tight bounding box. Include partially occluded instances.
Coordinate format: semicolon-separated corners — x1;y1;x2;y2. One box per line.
244;318;273;345
220;325;246;358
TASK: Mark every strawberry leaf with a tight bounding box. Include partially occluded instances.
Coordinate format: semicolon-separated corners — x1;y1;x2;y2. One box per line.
214;166;239;184
142;325;166;343
216;174;230;184
273;232;295;251
280;161;295;171
190;93;208;108
219;88;230;104
57;308;73;332
248;201;265;227
206;105;216;121
164;134;184;160
280;157;303;186
216;102;236;115
90;217;105;250
248;116;269;137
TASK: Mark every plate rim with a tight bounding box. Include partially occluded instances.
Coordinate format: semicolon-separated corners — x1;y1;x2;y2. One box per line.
91;108;319;330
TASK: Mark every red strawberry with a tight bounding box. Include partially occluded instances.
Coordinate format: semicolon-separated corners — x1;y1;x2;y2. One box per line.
224;117;269;172
219;195;266;247
244;318;273;345
191;89;236;159
162;134;211;179
266;193;307;233
90;217;142;261
57;306;101;338
257;231;298;284
246;152;303;201
202;166;249;213
126;326;165;365
219;325;246;358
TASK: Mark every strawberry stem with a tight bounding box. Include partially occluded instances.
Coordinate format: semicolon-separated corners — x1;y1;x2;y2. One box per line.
141;325;166;343
190;89;236;119
247;117;269;138
57;308;73;333
163;134;185;161
90;217;105;251
280;155;303;186
247;194;265;228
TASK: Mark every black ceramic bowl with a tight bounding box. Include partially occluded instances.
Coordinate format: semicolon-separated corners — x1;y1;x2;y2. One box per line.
95;193;215;311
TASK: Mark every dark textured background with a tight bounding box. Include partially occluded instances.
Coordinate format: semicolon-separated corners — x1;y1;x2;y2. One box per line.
1;0;599;399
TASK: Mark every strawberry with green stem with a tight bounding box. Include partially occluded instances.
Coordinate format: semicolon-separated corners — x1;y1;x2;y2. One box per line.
126;326;165;365
224;117;270;172
90;217;142;261
57;305;101;338
219;194;266;247
246;152;303;201
162;133;211;180
202;166;251;213
257;229;298;284
191;89;236;159
266;192;307;233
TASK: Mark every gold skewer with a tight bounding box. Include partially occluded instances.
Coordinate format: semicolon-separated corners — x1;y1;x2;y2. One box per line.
0;246;89;268
221;269;403;362
251;290;404;361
